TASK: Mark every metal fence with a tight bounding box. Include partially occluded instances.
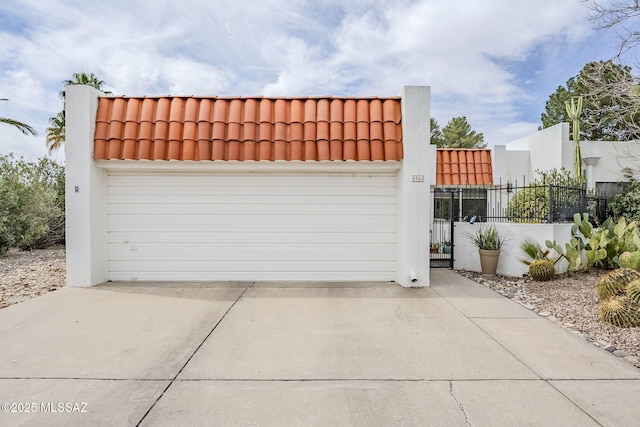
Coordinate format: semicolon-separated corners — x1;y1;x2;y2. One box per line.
433;183;608;224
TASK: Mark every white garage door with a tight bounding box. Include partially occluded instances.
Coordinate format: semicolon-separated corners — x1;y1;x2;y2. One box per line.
107;172;397;281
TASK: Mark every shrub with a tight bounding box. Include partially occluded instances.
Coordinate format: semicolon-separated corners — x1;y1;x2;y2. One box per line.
505;168;589;223
0;155;65;255
609;178;640;223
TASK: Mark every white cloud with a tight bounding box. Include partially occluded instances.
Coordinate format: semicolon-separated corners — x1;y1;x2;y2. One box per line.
0;0;623;160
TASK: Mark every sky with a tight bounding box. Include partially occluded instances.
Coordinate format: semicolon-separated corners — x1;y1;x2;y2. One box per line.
0;0;635;163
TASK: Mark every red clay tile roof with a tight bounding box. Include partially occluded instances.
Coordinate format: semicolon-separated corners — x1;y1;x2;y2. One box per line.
94;96;403;161
436;148;493;185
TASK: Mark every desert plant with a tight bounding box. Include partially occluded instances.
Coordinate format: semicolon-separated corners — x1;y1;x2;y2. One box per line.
464;224;505;250
627;279;640;305
528;259;556;281
610;179;640;223
519;237;557;281
598;296;640;327
618;251;640;270
571;213;640;270
520;238;548;262
545;239;583;275
0;155;65;255
596;268;640;300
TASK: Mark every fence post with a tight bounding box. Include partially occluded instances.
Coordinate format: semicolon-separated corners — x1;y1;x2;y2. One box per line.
548;184;554;223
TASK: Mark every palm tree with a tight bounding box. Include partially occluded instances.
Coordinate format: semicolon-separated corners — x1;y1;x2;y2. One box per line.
1;98;38;136
46;72;112;153
45;111;65;153
59;72;112;99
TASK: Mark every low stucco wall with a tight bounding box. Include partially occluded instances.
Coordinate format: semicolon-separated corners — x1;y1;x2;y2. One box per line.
453;222;574;277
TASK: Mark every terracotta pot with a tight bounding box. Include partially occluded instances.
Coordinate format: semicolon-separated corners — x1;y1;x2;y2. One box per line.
479;249;500;276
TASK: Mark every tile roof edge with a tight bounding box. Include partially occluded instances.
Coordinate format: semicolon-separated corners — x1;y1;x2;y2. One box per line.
95;159;402;172
98;95;403;101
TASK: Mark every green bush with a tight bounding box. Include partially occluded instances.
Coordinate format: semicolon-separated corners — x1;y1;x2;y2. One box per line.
609;179;640;223
506;168;587;223
0;155;65;255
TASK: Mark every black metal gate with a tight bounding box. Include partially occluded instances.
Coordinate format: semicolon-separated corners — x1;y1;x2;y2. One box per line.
430;188;455;268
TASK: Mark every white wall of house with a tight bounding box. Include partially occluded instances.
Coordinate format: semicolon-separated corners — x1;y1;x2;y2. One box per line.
453;222;574;277
494;123;640;189
397;86;433;287
65;85;108;287
493;123;572;185
65;85;433;287
580;141;640;184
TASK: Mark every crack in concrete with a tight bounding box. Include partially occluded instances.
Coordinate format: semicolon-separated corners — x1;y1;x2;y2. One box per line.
134;284;252;427
449;381;472;427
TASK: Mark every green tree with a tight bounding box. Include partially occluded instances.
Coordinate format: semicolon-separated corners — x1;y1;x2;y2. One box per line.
436;116;485;148
430;117;446;146
1;98;37;136
586;0;640;56
540;61;640;141
46;72;112;153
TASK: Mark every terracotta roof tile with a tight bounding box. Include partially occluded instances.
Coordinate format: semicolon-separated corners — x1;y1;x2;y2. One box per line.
436;148;493;186
94;96;403;161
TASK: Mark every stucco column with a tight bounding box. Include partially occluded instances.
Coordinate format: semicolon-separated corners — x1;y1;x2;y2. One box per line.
65;85;108;287
582;156;601;190
396;86;431;287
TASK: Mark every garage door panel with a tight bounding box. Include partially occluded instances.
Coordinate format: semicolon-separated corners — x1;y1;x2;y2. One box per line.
107;172;396;281
108;180;396;197
107;270;395;282
108;173;396;187
109;231;396;244
108;214;395;233
108;194;395;205
108;242;396;261
108;260;396;273
108;202;395;216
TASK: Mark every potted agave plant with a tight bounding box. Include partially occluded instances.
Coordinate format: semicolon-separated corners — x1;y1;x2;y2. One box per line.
464;224;505;276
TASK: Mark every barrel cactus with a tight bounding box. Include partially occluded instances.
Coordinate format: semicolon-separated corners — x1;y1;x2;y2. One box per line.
528;259;555;281
596;268;640;300
598;296;640;327
627;279;640;305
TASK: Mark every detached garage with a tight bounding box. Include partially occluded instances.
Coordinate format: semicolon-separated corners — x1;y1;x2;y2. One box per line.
65;86;433;287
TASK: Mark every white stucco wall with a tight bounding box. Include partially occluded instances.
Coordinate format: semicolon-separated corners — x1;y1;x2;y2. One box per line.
494;123;572;184
580;140;640;182
494;124;640;192
453;222;573;277
65;85;108;287
396;86;433;287
492;145;531;185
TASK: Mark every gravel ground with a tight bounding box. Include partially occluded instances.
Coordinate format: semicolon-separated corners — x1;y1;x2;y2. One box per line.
1;247;638;368
458;269;640;368
0;247;65;309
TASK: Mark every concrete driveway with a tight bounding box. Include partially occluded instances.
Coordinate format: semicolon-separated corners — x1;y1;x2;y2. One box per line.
0;269;639;426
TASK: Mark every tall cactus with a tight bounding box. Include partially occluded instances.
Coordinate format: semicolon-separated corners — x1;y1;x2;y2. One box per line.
565;96;583;178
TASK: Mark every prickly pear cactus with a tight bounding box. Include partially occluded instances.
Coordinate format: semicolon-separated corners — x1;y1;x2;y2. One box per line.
596;268;640;300
598;296;640;327
528;259;555;281
619;251;640;271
